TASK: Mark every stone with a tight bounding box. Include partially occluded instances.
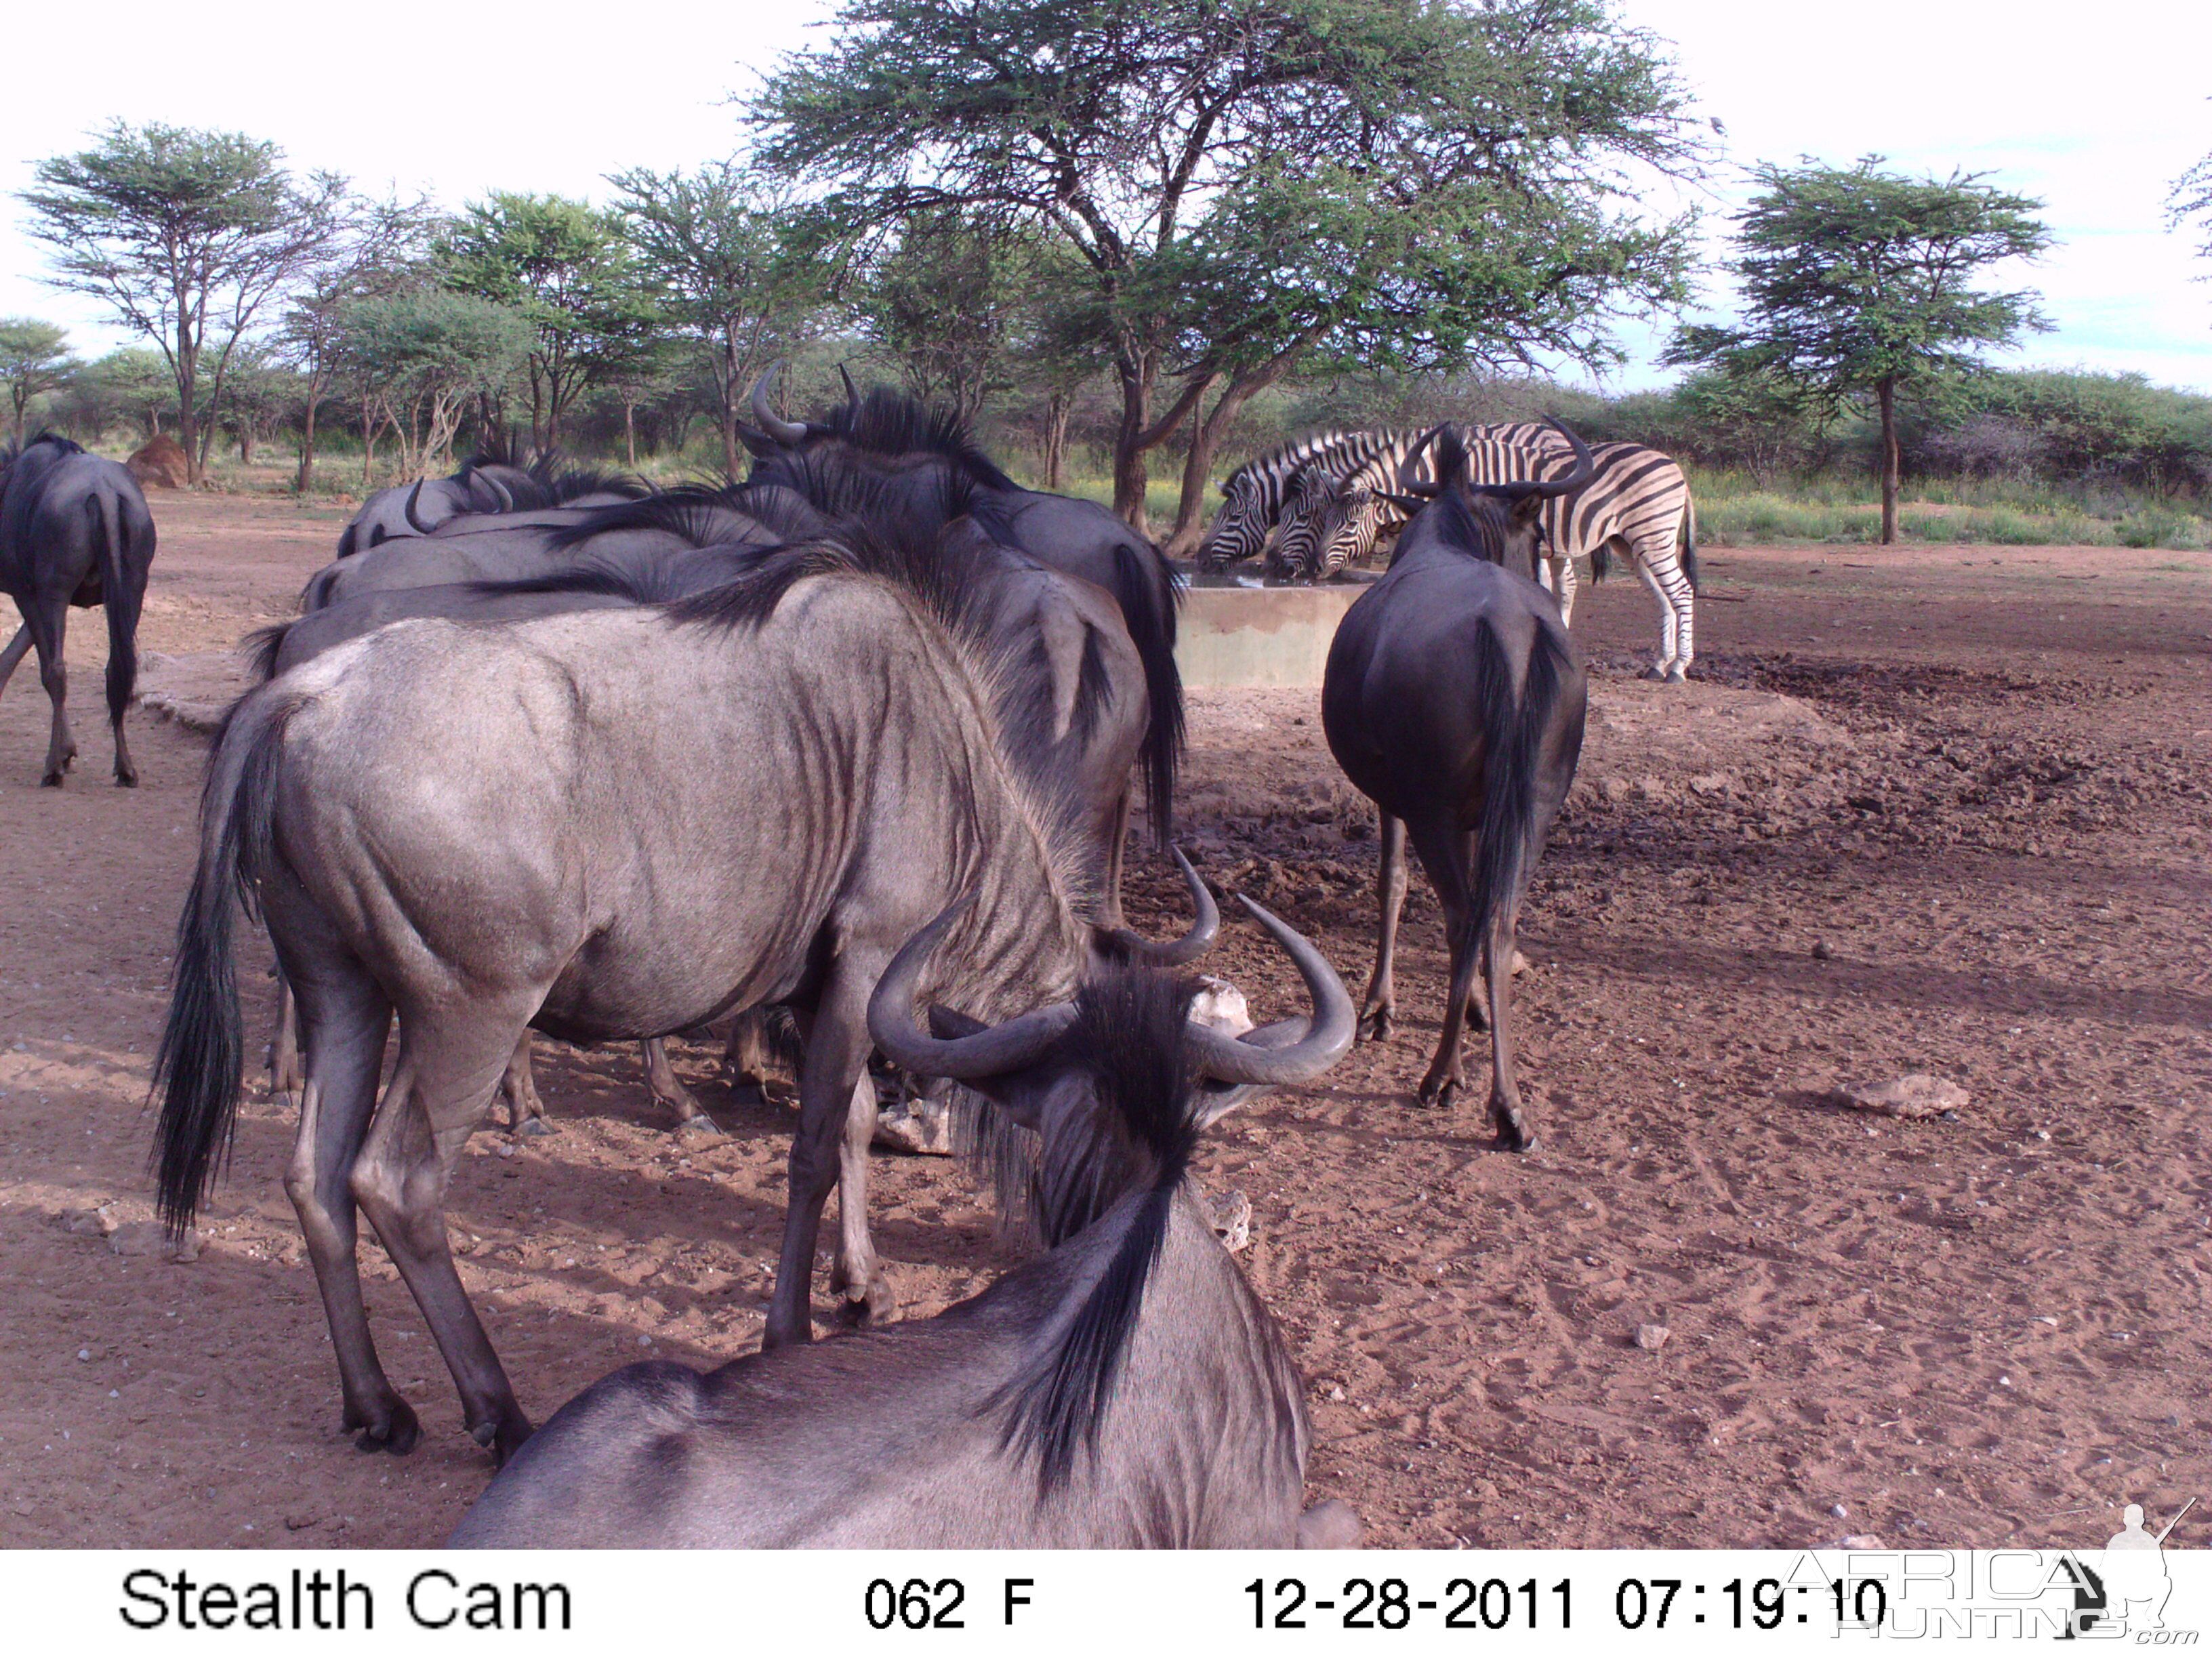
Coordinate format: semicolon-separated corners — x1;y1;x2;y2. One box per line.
1832;1074;1969;1120
873;1094;956;1156
1635;1323;1671;1351
1189;975;1253;1037
59;1208;114;1237
1200;1187;1252;1253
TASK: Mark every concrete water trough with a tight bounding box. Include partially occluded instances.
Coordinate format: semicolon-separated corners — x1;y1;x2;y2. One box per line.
1172;575;1369;689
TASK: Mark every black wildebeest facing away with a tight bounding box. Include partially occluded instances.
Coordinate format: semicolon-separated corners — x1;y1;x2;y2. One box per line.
0;434;157;786
154;527;1219;1465
449;895;1359;1548
333;453;644;557
1321;422;1593;1151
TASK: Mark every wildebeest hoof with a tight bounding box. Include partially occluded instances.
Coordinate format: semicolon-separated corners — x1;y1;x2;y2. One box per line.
836;1274;897;1328
115;771;138;787
470;1414;533;1467
674;1113;724;1142
1357;1007;1393;1042
1494;1107;1536;1153
348;1399;420;1456
510;1114;555;1139
1416;1074;1460;1111
40;771;62;787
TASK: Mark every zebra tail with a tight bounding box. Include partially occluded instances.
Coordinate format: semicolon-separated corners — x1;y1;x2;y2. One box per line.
150;687;300;1235
1465;619;1570;968
1680;499;1700;593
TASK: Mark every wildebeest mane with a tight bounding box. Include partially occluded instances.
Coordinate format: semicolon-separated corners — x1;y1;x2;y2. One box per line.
542;482;830;552
0;430;85;475
984;967;1204;1495
821;387;1021;493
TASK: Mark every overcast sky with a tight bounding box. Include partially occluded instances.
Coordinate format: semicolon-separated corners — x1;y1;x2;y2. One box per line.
1;0;2205;394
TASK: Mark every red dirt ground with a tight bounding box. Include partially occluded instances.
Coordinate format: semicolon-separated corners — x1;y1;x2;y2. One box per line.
1;492;2206;1550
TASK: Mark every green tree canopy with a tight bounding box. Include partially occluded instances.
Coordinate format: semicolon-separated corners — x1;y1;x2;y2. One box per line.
751;0;1708;544
334;287;534;476
1666;155;2052;542
438;192;663;451
18;121;346;482
0;319;83;447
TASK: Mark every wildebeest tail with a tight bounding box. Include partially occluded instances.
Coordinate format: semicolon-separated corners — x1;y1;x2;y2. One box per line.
241;621;292;684
151;689;300;1235
89;489;140;725
1109;541;1183;849
1466;619;1572;964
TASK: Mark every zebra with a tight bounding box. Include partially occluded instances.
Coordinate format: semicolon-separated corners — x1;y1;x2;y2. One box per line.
1200;429;1419;575
1277;424;1702;682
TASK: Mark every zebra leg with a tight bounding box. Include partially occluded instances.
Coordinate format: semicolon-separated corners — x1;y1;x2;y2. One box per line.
1633;544;1696;682
1547;550;1580;626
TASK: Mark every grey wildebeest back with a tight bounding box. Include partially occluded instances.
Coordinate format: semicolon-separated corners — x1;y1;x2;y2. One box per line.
1321;422;1593;1151
152;541;1210;1464
0;434;158;785
334;453;646;557
449;895;1361;1548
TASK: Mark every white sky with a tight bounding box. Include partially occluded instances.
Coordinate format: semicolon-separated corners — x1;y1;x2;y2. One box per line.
1;0;2206;394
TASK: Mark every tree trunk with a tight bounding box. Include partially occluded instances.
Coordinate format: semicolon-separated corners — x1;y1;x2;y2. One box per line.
176;321;203;487
1042;391;1069;491
1163;355;1303;557
1877;375;1900;546
295;387;322;493
625;398;638;469
1111;354;1154;535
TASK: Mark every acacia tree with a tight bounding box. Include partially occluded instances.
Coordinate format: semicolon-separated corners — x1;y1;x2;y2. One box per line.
439;192;663;451
752;0;1706;544
1666;156;2052;544
19;122;346;483
606;162;832;477
334;288;533;478
279;192;436;491
0;319;82;446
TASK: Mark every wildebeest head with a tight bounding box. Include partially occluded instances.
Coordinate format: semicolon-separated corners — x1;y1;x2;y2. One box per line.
1392;419;1595;581
872;888;1353;1184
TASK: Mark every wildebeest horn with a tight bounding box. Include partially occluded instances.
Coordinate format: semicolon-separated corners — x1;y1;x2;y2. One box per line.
1183;895;1356;1088
404;478;434;533
867;895;1081;1081
1486;417;1595;505
750;364;809;446
838;363;860;419
1099;846;1220;965
1397;428;1446;499
483;473;514;513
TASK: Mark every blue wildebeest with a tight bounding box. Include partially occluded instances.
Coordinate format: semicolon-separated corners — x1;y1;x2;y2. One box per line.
334;453;644;557
0;434;157;786
1321;422;1593;1151
153;526;1218;1465
449;894;1359;1548
746;372;1183;928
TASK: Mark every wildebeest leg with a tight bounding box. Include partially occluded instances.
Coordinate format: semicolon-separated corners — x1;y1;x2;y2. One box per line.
0;622;31;696
25;607;77;785
1483;903;1536;1153
642;1038;716;1136
724;1008;777;1087
349;1018;533;1464
1359;814;1408;1040
830;1071;895;1324
764;969;879;1349
499;1033;549;1134
279;964;414;1454
1095;788;1134;932
266;972;304;1100
1408;823;1480;1111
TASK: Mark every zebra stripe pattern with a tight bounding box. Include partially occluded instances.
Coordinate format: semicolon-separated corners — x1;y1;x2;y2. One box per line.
1200;429;1420;573
1283;424;1702;682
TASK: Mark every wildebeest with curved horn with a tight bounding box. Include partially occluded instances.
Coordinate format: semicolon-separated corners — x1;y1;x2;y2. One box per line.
1321;420;1592;1151
0;434;157;786
334;453;646;558
449;893;1359;1548
746;367;1183;921
153;525;1218;1465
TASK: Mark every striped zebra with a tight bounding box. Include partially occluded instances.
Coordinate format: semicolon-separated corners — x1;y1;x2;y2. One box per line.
1278;424;1702;681
1200;429;1420;574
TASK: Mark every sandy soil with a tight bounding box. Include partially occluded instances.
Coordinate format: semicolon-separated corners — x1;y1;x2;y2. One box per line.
1;492;2207;1550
